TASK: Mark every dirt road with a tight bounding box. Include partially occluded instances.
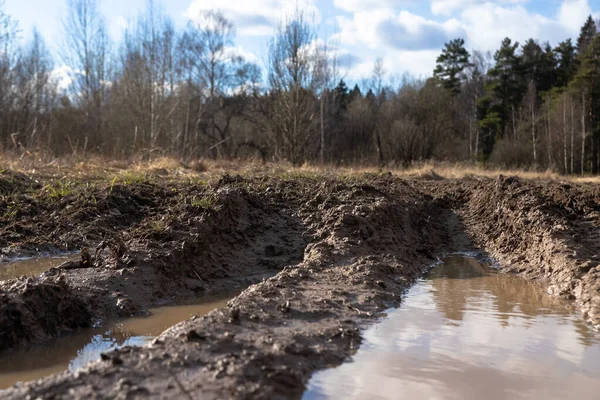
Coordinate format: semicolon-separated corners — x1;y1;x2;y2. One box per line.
1;169;599;398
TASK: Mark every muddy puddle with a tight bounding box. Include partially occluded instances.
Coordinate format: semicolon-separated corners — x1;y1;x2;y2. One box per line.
0;255;76;281
304;255;600;400
0;294;234;390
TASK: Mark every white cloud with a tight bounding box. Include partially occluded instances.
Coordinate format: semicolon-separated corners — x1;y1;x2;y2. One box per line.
460;1;591;51
347;50;438;82
333;0;410;13
222;45;260;64
334;9;464;51
50;66;73;92
182;0;599;80
558;0;593;29
185;0;321;37
430;0;527;16
330;0;598;79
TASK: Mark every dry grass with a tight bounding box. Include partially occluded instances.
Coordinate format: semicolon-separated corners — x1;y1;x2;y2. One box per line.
2;154;600;184
388;162;564;181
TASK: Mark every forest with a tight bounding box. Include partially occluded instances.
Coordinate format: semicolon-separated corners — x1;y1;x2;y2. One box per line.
1;0;600;174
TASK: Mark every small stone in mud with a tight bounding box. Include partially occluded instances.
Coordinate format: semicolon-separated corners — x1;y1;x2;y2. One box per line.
116;297;139;317
279;300;290;313
186;329;206;342
100;353;122;366
229;307;240;322
223;331;235;339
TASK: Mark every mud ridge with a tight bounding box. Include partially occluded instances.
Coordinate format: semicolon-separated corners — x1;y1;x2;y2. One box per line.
0;174;453;399
440;176;600;328
0;182;307;351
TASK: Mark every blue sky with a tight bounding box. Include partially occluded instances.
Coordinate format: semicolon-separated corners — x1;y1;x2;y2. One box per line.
4;0;600;80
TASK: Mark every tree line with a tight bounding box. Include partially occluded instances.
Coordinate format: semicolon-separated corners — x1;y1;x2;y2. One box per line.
435;16;600;175
1;0;599;173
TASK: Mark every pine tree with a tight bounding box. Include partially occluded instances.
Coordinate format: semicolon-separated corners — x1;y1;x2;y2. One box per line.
555;39;576;87
334;79;349;111
487;37;525;136
576;15;598;58
476;95;502;159
538;43;558;92
433;38;471;97
522;39;543;83
348;84;362;103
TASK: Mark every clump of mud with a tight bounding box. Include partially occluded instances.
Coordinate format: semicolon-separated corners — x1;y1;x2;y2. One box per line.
0;170;37;195
0;276;91;351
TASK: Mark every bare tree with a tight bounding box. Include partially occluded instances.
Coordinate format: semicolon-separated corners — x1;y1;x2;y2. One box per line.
111;0;179;157
180;11;257;158
0;0;19;150
61;0;111;147
265;9;326;165
11;29;57;151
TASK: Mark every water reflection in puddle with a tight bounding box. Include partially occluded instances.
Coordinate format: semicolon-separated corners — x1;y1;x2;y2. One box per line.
0;296;233;390
0;255;76;281
304;255;600;400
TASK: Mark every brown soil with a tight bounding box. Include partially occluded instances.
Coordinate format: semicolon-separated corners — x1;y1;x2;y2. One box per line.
0;171;599;399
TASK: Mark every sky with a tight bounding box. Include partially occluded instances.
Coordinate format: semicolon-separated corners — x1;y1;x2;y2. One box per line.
4;0;600;81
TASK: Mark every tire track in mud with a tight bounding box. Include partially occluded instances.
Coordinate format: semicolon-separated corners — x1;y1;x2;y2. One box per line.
0;183;308;352
0;174;454;399
446;176;600;329
2;172;600;398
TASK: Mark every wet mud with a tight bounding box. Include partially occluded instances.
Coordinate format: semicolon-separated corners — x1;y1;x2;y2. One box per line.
0;170;599;398
0;294;235;390
304;255;600;400
0;256;76;281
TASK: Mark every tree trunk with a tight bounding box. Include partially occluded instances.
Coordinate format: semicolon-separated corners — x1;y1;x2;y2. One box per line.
320;94;325;164
531;103;537;166
546;104;552;166
563;98;568;174
468;119;473;158
570;96;574;175
582;92;586;175
512;105;516;141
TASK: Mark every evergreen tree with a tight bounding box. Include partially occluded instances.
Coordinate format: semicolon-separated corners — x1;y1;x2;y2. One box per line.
555;39;576;87
476;95;502;159
433;38;471;97
348;84;362;103
487;37;524;135
521;39;543;83
538;43;558;92
365;88;376;105
334;79;349;112
576;15;598;58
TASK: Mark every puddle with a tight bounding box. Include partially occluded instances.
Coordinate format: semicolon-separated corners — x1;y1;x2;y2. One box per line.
0;294;234;390
304;255;600;400
0;255;76;281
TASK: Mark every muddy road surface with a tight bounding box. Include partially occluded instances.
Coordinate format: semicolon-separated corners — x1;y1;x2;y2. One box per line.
0;168;599;398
